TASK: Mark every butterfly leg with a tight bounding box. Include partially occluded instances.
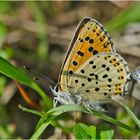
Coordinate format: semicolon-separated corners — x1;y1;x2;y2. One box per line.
81;99;93;114
53;97;59;107
85;101;107;112
67;95;76;104
53;94;67;107
74;95;83;105
53;94;68;107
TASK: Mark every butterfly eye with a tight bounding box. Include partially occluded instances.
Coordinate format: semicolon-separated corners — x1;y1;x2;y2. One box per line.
54;85;59;92
136;74;139;78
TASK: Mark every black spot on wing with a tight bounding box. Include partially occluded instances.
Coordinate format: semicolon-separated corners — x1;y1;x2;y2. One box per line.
69;70;73;75
73;61;78;66
77;51;84;57
81;69;85;73
93;50;98;55
88;46;94;52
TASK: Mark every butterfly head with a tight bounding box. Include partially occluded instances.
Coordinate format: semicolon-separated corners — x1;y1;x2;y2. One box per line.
50;84;81;107
54;84;59;92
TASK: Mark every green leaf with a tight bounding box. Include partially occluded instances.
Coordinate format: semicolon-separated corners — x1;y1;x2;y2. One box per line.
99;125;114;140
0;57;32;85
31;104;137;139
0;56;52;109
37;104;88;129
87;108;136;133
73;123;90;139
87;125;96;139
31;105;89;139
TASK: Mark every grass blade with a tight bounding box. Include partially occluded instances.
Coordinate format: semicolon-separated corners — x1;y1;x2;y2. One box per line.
121;102;140;128
0;56;52;109
30;121;51;139
106;3;140;32
18;105;42;117
32;104;137;139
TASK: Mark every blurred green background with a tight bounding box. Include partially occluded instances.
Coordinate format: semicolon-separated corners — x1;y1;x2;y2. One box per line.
0;1;140;139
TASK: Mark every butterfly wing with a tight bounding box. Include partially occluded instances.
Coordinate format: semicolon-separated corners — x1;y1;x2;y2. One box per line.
67;53;130;102
59;17;115;92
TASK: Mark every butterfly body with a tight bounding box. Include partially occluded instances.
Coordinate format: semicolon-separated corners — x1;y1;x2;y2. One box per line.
51;86;107;111
51;17;130;111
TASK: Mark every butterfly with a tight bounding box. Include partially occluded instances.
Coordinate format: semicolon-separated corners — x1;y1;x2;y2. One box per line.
50;17;131;111
133;66;140;83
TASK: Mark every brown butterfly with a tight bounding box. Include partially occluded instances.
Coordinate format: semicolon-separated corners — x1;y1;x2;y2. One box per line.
51;17;130;111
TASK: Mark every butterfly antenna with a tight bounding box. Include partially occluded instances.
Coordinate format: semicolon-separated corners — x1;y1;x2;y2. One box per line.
24;66;56;86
